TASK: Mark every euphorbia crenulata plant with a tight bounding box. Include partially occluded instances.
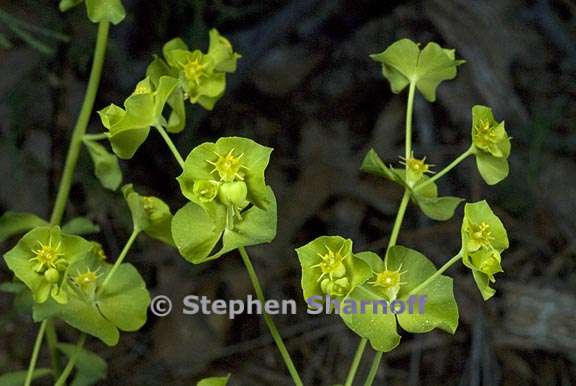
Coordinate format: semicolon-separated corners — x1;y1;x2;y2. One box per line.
0;2;510;385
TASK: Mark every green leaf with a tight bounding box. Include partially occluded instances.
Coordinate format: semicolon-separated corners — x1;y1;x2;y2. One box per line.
83;139;122;190
197;375;230;386
59;0;83;12
415;195;464;221
208;29;241;73
360;149;401;182
475;151;509;185
172;187;277;264
472;270;496;300
387;246;459;334
62;217;100;235
0;369;51;386
340;285;401;352
0;211;48;243
85;0;126;25
58;343;107;386
370;39;464;102
34;258;150;346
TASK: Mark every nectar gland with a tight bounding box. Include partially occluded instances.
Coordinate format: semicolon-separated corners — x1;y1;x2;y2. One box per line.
30;237;66;274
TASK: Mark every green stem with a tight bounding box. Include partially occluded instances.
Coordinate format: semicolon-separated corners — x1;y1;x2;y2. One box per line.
45;320;61;378
413;146;474;193
53;334;86;386
99;228;140;291
83;133;109;141
386;190;411;253
405;82;416;160
50;21;110;225
344;337;368;386
364;352;383;386
364;81;418;386
238;247;304;386
155;125;185;169
24;320;47;386
408;253;462;296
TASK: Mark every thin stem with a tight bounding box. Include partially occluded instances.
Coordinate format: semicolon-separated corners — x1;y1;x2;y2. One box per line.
364;352;383;386
0;8;70;42
238;247;304;386
344;338;368;386
99;228;140;291
413;146;474;193
50;21;110;225
24;320;47;386
364;81;418;386
405;82;416;160
53;334;86;386
83;133;109;141
386;190;411;253
45;320;61;378
155;125;185;169
408;253;462;296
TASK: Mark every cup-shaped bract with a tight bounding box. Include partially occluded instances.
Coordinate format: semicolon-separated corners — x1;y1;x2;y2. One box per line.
98;76;178;159
470;105;511;185
296;236;372;301
3;226;93;304
370;39;465;102
59;0;126;25
178;137;272;212
461;201;509;300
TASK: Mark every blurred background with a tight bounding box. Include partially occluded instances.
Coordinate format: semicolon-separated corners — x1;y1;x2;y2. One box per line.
1;0;575;385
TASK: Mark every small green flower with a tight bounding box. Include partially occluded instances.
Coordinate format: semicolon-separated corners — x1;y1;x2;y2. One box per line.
178;137;273;226
150;30;240;111
3;226;93;304
296;236;371;300
470;105;511;185
98;76;178;159
461;201;509;300
399;151;434;186
122;184;175;246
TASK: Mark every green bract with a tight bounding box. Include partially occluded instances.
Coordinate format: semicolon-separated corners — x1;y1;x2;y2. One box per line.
197;375;231;386
147;29;240;112
172;187;277;264
59;0;126;25
295;236;371;299
98;76;178;159
3;226;93;304
370;39;464;102
361;149;463;221
0;211;48;243
83;139;123;190
470;105;511;185
122;184;174;246
461;201;509;300
342;246;458;352
33;253;150;346
178;137;272;211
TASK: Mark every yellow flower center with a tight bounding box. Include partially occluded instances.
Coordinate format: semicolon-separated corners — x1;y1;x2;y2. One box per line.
312;243;348;284
183;57;208;85
73;270;99;287
473;119;498;148
372;270;401;288
30;239;65;273
134;83;151;95
400;152;433;182
207;149;247;182
469;221;494;246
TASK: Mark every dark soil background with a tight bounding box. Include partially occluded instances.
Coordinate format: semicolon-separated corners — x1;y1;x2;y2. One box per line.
1;0;575;385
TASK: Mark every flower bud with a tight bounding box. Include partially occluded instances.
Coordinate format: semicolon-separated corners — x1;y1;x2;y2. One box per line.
218;181;248;208
193;180;219;203
44;268;60;283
